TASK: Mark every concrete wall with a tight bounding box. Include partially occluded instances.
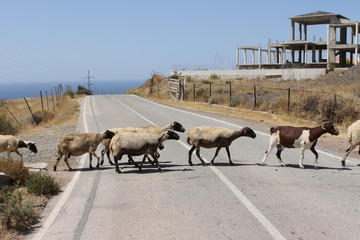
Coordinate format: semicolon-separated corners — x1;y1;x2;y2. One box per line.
171;68;327;81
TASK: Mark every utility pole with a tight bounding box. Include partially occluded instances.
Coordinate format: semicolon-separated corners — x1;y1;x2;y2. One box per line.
83;70;94;91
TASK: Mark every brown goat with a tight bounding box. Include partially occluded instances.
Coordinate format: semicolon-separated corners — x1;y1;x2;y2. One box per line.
261;122;339;169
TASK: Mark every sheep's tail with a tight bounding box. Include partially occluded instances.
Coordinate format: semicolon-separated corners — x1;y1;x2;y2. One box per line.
187;137;192;145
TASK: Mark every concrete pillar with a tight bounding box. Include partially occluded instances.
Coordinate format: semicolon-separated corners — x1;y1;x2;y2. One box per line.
327;25;337;68
340;27;347;65
355;22;359;65
291;21;295;41
283;46;286;64
236;48;239;66
244;49;247;64
299;23;302;40
304;44;308;64
304;24;307;41
252;50;255;64
312;45;316;63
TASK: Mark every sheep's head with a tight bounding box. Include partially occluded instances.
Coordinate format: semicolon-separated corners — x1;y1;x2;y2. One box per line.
242;127;256;139
164;130;180;140
171;121;185;133
321;122;339;136
25;141;38;153
103;130;116;139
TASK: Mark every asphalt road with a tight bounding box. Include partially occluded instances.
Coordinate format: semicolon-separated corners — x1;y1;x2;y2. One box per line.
29;94;360;240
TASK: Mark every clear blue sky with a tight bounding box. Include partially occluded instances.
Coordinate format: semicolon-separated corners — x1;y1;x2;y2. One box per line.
0;0;359;91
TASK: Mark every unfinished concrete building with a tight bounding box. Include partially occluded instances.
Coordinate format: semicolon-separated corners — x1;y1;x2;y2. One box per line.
236;11;359;70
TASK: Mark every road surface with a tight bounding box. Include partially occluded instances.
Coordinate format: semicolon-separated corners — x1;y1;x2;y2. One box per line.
29;94;360;240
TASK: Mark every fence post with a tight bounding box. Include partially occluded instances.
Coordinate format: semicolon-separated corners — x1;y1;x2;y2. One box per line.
253;85;257;109
229;83;232;105
193;83;196;102
40;91;44;111
209;82;212;97
334;94;337;120
46;91;49;111
287;88;291;112
5;107;22;127
51;89;56;112
24;97;36;123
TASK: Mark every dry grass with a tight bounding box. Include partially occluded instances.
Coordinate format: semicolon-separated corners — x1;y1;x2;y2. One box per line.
128;72;360;136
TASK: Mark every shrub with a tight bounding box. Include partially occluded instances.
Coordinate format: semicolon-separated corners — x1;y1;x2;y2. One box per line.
76;85;92;95
208;94;227;105
32;111;55;125
210;73;220;80
0;158;30;186
0;187;35;231
0;114;17;135
25;172;61;196
230;95;241;107
64;90;75;99
301;95;320;114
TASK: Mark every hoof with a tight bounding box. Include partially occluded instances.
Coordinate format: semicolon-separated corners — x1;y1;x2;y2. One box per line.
341;161;345;167
188;161;193;166
53;166;57;171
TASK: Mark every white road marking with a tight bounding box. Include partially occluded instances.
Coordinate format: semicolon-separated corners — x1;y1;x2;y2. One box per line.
132;95;357;165
112;95;287;240
32;97;90;240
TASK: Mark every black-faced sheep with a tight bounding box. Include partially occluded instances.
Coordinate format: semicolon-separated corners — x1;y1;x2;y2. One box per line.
261;122;339;169
341;119;360;166
101;121;185;165
187;126;257;165
53;130;115;171
0;135;37;161
109;130;180;173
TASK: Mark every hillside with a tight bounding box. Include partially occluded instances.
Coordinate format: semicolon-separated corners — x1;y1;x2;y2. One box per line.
127;66;360;128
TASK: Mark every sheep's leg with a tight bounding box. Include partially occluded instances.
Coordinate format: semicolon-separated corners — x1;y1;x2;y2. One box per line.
275;145;286;167
100;148;106;165
114;155;123;173
151;153;162;172
64;155;73;171
188;146;196;165
53;152;63;171
195;146;206;165
89;151;101;168
341;145;356;166
6;149;12;160
210;147;222;164
225;147;233;165
106;150;114;165
14;150;23;161
299;147;306;169
129;155;141;168
310;145;319;169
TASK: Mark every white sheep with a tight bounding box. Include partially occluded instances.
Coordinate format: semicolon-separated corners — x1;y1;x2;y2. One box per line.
0;135;37;161
187;126;257;165
53;130;115;171
341;119;360;166
101;121;185;165
109;129;180;173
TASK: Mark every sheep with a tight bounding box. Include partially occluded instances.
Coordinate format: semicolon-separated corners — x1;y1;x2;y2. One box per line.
101;121;185;165
260;122;339;169
53;130;115;171
109;129;180;173
0;135;37;161
341;119;360;166
187;126;257;165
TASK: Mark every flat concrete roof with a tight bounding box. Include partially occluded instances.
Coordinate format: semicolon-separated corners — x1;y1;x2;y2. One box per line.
289;11;348;25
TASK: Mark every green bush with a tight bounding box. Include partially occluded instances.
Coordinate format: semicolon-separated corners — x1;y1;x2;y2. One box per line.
0;114;17;135
76;85;92;95
64;90;75;99
0;187;35;230
210;74;220;80
25;172;61;196
0;158;30;186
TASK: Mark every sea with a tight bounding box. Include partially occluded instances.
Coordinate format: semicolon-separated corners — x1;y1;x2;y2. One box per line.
0;80;145;100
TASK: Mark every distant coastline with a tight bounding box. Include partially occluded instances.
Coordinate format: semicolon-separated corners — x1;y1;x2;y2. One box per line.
0;80;145;100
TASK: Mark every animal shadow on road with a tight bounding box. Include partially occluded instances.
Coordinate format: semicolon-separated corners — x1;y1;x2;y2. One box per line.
261;163;352;171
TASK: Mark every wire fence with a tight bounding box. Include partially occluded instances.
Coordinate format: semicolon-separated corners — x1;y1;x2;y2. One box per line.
174;80;360;124
1;84;64;128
